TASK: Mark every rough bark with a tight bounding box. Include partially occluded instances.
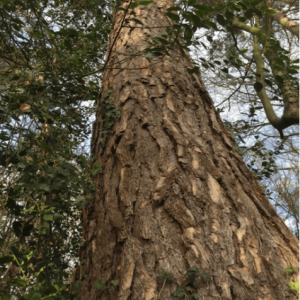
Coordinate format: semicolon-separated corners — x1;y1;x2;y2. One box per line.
72;0;299;299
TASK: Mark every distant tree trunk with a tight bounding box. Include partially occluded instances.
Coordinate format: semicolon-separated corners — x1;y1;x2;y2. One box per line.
71;0;299;299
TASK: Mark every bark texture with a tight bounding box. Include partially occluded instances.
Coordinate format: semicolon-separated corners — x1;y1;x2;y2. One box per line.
72;1;299;299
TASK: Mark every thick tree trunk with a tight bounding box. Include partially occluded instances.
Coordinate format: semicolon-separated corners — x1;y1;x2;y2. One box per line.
72;0;299;299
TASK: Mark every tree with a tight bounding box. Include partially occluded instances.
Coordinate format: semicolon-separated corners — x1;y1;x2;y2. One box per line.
269;142;299;238
71;0;299;299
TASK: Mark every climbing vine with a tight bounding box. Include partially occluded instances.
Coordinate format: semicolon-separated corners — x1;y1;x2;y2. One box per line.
151;267;210;300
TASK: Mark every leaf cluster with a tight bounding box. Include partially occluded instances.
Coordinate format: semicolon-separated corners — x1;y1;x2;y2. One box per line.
0;0;113;298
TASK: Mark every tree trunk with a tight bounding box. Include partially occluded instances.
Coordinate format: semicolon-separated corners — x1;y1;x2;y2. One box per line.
72;0;299;299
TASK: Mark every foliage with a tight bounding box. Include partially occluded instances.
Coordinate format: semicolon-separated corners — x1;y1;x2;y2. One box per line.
271;165;299;237
96;88;122;149
171;267;210;299
150;269;173;300
284;266;296;279
284;266;299;295
287;281;299;294
71;278;118;298
157;269;174;282
151;267;210;300
93;279;119;291
93;279;106;291
0;0;114;298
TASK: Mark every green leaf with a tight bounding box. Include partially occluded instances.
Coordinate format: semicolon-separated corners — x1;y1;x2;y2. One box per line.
274;57;285;66
158;269;173;281
0;131;9;141
166;12;180;22
131;18;143;25
187;266;198;272
244;9;254;19
53;282;67;291
182;12;201;27
74;195;85;205
53;213;63;219
252;8;262;17
287;281;299;294
216;14;226;26
202;20;218;30
40;142;53;153
73;281;82;293
13;221;22;237
221;68;228;73
225;10;234;21
266;9;276;15
234;4;242;11
284;266;296;278
111;280;119;286
288;62;298;68
254;82;263;92
18;161;27;169
172;285;186;298
0;256;14;264
187;67;199;74
24;292;41;300
207;35;213;42
239;49;247;54
193;4;213;13
200;271;210;283
12;278;27;287
155;37;170;45
264;79;272;87
191;292;199;300
92;161;103;174
138;0;153;5
1;293;10;300
144;52;161;60
94;279;106;291
129;2;139;9
43;214;54;221
23;224;34;236
287;68;298;75
275;75;283;86
251;0;264;5
237;2;248;9
37;183;51;191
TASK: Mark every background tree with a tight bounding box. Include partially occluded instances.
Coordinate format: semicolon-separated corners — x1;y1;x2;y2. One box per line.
193;0;299;171
0;0;112;298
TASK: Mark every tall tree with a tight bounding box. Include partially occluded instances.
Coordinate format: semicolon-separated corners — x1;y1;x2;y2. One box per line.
72;0;299;299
